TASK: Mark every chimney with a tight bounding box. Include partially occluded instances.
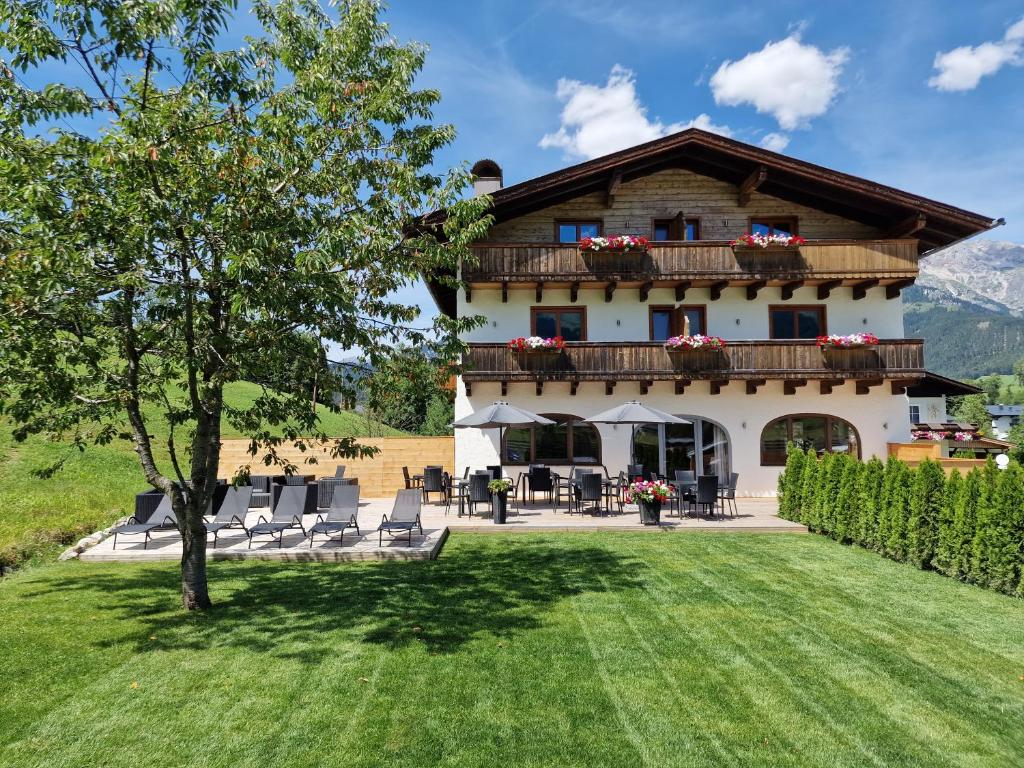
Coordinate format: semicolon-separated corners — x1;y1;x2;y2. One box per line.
470;159;503;197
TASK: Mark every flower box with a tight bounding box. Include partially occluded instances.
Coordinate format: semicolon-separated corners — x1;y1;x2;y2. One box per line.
664;335;727;351
817;333;879;349
507;336;565;354
579;235;649;253
731;233;806;251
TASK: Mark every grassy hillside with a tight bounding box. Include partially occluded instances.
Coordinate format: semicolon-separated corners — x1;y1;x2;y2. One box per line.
904;286;1024;378
0;382;405;568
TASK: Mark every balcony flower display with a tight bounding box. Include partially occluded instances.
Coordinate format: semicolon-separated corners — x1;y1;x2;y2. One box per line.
953;431;974;442
912;430;948;441
507;336;565;353
816;333;879;349
578;234;649;252
664;334;727;351
625;478;674;525
731;233;807;249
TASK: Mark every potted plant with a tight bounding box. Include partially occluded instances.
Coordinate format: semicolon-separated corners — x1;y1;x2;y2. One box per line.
664;334;727;352
507;336;566;354
731;233;806;251
579;234;649;253
816;333;879;350
488;478;513;524
625;478;674;525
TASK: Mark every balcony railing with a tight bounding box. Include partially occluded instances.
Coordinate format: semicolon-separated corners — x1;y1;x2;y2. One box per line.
463;239;919;285
462;340;924;383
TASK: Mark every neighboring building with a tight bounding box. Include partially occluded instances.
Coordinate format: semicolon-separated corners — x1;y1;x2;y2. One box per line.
988;404;1022;439
425;130;999;495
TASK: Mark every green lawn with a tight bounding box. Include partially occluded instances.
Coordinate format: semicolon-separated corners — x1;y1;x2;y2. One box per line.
0;381;404;567
1;533;1021;767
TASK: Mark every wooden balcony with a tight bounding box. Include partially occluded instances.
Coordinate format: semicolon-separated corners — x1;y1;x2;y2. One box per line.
463;239;919;301
462;340;925;395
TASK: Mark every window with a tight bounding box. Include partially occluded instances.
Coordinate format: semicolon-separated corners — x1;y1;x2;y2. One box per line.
556;221;601;243
769;305;826;339
503;413;601;465
750;217;797;237
632;417;731;478
760;414;860;465
531;307;586;341
649;305;707;340
909;405;921;424
652;217;701;241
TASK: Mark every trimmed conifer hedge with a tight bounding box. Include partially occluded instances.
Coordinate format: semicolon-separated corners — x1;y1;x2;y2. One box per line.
777;444;1024;598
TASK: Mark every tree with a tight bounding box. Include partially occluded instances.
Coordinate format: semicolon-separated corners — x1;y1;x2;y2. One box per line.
907;459;945;569
1008;421;1024;466
854;457;884;549
978;374;1002;404
777;443;806;522
1014;357;1024;389
933;470;963;577
0;0;489;609
952;395;991;437
951;468;981;580
987;462;1024;595
365;346;454;435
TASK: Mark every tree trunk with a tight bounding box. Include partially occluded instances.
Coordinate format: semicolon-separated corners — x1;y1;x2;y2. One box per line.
180;506;212;610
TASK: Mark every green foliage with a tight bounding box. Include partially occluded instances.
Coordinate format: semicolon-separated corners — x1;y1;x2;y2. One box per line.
1008;421;1024;465
798;449;820;526
969;459;1001;585
907;459;945;569
881;458;911;560
1015;357;1024;389
831;456;860;543
934;470;963;577
365;346;454;435
952;395;991;436
777;443;806;521
854;457;884;549
978;374;1003;403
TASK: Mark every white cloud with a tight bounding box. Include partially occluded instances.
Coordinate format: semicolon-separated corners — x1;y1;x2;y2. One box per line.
709;35;849;130
928;17;1024;92
759;132;791;152
539;65;731;160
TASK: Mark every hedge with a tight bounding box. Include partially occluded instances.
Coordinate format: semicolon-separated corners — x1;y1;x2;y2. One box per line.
777;444;1024;598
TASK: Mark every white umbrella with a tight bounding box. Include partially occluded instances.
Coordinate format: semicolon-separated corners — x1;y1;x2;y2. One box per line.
584;401;690;477
452;402;555;475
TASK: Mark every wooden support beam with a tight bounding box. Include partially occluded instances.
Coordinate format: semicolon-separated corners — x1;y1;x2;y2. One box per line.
535;282;543;303
605;381;616;396
675;281;691;301
784;379;808;396
738;165;767;206
639;281;653;302
852;279;879;300
639;380;652;396
886;278;915;299
570;281;580;303
536;380;544;396
890;379;917;395
745;379;766;395
781;280;804;300
856;379;883;395
465;381;472;397
605;281;617;303
465;285;472;303
501;282;508;303
709;281;728;301
817;280;841;300
746;280;768;300
605;169;622;207
709;379;729;395
819;379;844;395
674;380;690;395
884;212;926;238
570;380;579;396
500;381;508;397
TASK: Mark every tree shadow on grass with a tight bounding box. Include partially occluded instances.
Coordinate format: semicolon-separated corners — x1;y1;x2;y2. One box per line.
31;538;647;662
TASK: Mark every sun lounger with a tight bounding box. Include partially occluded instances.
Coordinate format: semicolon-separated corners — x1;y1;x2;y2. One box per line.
306;484;360;547
377;489;423;546
112;496;179;550
246;484;307;548
205;486;253;548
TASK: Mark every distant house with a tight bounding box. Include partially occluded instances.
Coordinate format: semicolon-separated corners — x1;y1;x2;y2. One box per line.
987;404;1022;439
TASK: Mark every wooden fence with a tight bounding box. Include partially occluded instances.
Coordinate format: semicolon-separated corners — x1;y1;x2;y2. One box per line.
887;443;988;475
219;437;454;498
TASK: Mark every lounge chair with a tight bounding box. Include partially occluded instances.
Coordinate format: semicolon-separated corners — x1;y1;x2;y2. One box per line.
205;486;253;548
112;496;179;550
307;484;360;547
377;489;423;546
246;485;307;548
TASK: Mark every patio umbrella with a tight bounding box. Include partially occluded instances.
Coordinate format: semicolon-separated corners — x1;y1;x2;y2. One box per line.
583;401;690;478
452;402;555;476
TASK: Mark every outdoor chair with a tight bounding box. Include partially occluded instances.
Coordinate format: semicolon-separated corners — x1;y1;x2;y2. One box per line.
249;475;272;509
282;475;306;486
377;488;424;546
627;464;645;481
402;465;423;489
247;485;307;548
691;476;719;519
465;471;492;518
307;484;360;547
421;466;447;506
553;466;578;509
112;496;180;550
526;466;555;510
719;472;739;517
574;472;606;516
205;486;253;548
334;465;347;479
486;464;503;481
133;489;164;522
673;471;696;517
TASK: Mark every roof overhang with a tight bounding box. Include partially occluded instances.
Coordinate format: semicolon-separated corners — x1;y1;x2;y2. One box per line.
907;372;982;398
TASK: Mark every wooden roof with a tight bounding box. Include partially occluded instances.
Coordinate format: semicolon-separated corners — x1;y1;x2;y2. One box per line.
907;372;982;398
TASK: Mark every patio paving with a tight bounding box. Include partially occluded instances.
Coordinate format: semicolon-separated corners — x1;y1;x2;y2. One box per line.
78;496;802;563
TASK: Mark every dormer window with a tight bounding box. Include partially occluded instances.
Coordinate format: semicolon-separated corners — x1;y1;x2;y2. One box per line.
751;217;797;237
556;221;601;243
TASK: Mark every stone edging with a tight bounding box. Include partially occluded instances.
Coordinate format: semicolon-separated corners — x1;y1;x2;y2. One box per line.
58;516;130;561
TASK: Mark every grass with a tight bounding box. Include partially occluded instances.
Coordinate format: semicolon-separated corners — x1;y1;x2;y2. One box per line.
0;381;404;567
1;532;1022;767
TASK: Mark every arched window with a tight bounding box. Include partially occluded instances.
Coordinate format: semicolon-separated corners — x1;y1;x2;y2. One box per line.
503;413;600;465
760;414;860;466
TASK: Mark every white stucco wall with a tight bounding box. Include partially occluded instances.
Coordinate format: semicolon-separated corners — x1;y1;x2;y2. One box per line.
460;285;905;342
908;396;948;424
455;378;911;496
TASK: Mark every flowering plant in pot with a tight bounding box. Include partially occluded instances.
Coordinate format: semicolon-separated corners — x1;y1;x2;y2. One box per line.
731;233;806;249
912;430;948;441
625;478;673;525
579;234;649;252
664;334;727;351
488;478;514;524
507;335;565;353
816;333;879;349
953;431;974;442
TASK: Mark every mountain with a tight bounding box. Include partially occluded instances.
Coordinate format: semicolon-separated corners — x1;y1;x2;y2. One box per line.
908;239;1024;379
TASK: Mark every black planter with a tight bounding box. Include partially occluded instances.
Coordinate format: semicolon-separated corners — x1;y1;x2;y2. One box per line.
492;492;508;524
638;499;661;525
